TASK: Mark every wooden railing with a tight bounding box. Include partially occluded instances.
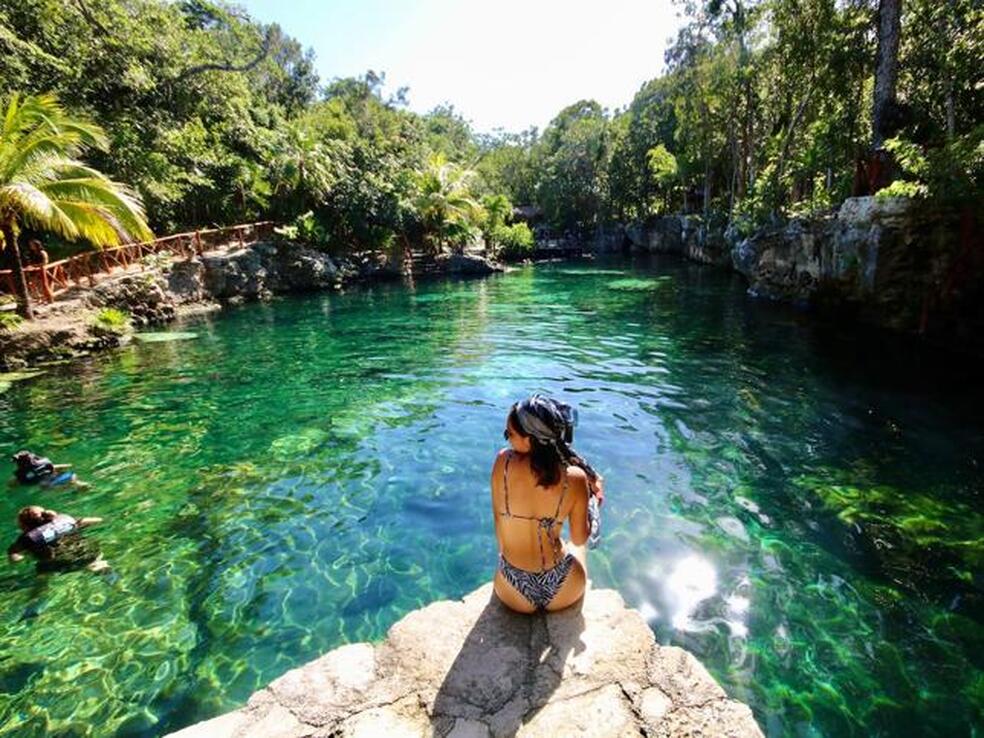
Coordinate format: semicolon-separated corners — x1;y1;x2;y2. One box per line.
0;222;275;304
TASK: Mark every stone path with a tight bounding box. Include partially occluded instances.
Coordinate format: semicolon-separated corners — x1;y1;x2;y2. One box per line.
168;584;763;738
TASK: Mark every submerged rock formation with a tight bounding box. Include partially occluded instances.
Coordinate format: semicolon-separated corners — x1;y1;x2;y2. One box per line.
167;584;763;738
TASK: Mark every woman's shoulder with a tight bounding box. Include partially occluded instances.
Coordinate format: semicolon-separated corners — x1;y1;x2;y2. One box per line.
491;448;511;473
565;464;587;480
564;465;589;497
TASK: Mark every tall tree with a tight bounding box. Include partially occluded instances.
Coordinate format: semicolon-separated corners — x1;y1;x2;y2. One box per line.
873;0;903;148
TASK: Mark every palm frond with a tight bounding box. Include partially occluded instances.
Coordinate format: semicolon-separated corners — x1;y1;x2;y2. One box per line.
44;182;153;244
1;182;78;240
0;92;151;252
47;201;126;247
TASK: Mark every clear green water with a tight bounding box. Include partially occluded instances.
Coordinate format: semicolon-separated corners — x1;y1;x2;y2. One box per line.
0;258;981;737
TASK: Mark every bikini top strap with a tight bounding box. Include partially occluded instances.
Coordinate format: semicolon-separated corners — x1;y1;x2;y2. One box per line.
502;450;512;516
552;466;569;520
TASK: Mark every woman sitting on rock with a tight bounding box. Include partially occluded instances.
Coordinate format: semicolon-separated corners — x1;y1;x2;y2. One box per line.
492;394;604;613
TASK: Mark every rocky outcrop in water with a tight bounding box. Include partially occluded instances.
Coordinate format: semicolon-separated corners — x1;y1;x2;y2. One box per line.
167;583;763;738
438;253;501;276
730;196;983;350
625;216;732;267
620;197;983;354
201;242;342;300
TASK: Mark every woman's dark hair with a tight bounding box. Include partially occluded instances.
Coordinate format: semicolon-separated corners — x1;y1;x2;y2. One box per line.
508;397;600;490
508;406;563;487
17;505;54;530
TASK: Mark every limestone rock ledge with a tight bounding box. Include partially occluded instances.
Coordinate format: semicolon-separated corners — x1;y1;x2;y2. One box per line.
167;584;763;738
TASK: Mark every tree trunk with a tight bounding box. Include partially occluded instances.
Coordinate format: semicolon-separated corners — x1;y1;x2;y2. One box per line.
873;0;902;148
703;157;712;218
1;224;33;320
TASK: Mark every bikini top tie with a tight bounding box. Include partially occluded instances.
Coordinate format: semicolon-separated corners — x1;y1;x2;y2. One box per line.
498;450;568;572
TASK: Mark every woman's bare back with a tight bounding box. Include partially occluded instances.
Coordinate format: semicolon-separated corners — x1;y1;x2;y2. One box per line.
491;449;588;612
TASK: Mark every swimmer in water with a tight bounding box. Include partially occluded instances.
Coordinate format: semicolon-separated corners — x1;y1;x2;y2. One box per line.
7;506;108;572
10;450;90;490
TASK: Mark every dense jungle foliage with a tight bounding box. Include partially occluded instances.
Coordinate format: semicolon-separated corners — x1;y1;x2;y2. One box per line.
0;0;980;253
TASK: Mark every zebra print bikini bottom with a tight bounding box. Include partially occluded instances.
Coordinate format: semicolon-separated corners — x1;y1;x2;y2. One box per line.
498;553;576;610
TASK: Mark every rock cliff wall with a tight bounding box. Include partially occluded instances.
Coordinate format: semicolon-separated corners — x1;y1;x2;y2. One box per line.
622;197;983;354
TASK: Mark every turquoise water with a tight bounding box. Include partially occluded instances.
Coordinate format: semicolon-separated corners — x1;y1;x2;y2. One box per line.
0;258;981;737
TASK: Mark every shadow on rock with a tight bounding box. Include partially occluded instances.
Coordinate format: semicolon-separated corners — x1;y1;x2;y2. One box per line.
430;591;586;738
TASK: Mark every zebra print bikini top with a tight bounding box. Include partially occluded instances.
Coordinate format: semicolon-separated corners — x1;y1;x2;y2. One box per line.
498;450;569;572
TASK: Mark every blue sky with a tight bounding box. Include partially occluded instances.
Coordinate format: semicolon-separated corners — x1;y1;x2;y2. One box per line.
237;0;684;134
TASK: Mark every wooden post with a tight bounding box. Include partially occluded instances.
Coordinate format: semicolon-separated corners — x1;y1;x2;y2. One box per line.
195;230;203;256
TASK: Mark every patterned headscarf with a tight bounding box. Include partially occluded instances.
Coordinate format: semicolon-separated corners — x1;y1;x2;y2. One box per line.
514;394;577;446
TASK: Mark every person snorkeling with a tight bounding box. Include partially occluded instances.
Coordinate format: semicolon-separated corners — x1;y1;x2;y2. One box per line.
491;393;605;614
11;450;89;489
7;505;108;573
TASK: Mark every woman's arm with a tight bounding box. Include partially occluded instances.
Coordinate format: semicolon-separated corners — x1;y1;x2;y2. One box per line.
491;449;507;553
568;469;590;547
77;517;103;529
7;538;26;563
53;464;72;471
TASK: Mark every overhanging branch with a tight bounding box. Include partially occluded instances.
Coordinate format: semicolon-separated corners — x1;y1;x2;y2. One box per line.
174;28;272;83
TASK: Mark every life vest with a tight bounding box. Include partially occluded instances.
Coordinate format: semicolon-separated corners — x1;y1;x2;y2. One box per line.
23;514;78;551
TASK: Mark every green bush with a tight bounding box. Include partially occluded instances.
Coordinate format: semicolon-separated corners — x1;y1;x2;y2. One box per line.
493;222;535;261
273;211;329;247
90;307;132;336
0;311;23;331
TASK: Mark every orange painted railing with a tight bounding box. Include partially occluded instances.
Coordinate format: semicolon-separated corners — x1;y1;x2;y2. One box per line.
0;221;275;303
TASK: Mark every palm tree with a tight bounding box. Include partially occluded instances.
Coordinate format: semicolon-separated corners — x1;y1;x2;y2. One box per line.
482;193;513;230
412;154;484;255
0;93;153;318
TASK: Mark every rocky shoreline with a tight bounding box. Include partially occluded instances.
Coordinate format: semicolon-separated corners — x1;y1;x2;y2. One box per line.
604;196;983;357
167;583;764;738
0;243;500;371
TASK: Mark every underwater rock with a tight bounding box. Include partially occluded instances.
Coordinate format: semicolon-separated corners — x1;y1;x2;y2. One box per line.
166;584;763;738
267;428;329;459
133;332;199;343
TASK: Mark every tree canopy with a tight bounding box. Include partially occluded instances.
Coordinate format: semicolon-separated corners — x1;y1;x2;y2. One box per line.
1;0;978;252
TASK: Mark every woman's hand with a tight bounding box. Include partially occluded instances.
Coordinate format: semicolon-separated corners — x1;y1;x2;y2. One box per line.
589;474;605;504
